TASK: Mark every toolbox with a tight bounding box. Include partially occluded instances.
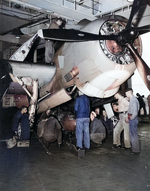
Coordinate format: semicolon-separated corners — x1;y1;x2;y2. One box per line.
78;149;85;157
17;140;30;147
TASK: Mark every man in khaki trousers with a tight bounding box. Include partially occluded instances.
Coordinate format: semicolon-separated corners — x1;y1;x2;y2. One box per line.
112;92;131;149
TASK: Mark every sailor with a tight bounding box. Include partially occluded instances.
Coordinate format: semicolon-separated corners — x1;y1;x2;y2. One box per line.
37;108;62;147
112;92;131;149
12;105;30;140
90;111;106;145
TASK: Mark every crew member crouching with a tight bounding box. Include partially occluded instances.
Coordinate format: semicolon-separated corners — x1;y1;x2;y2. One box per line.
90;111;106;145
37;108;62;147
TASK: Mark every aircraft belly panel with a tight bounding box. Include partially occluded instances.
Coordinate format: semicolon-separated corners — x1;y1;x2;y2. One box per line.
90;73;117;90
37;89;71;114
82;76;117;97
103;87;120;98
76;80;119;98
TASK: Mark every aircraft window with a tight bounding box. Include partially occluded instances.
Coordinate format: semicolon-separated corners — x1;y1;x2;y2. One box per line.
99;18;141;65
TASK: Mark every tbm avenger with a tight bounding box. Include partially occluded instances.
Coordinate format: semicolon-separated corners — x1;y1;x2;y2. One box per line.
1;0;150;129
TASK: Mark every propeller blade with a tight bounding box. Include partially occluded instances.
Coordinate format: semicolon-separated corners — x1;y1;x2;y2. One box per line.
38;29;118;42
127;43;150;90
126;0;146;29
137;24;150;35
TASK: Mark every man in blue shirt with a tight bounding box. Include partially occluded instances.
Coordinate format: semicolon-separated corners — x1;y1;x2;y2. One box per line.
74;91;90;150
12;106;30;140
125;88;140;154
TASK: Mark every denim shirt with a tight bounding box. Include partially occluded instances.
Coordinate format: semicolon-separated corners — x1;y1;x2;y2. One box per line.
74;95;90;118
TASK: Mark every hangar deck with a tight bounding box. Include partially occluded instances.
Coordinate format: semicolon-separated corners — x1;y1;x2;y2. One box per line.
0;108;150;191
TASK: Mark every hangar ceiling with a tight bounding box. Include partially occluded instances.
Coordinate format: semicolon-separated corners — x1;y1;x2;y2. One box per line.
0;0;150;56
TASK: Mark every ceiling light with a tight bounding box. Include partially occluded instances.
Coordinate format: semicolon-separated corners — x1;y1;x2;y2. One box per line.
79;0;84;5
15;35;21;39
127;0;134;2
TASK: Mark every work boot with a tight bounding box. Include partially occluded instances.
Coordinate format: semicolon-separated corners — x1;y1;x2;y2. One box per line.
112;144;121;149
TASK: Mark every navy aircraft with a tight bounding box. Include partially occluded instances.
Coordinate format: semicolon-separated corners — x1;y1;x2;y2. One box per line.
1;0;150;127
